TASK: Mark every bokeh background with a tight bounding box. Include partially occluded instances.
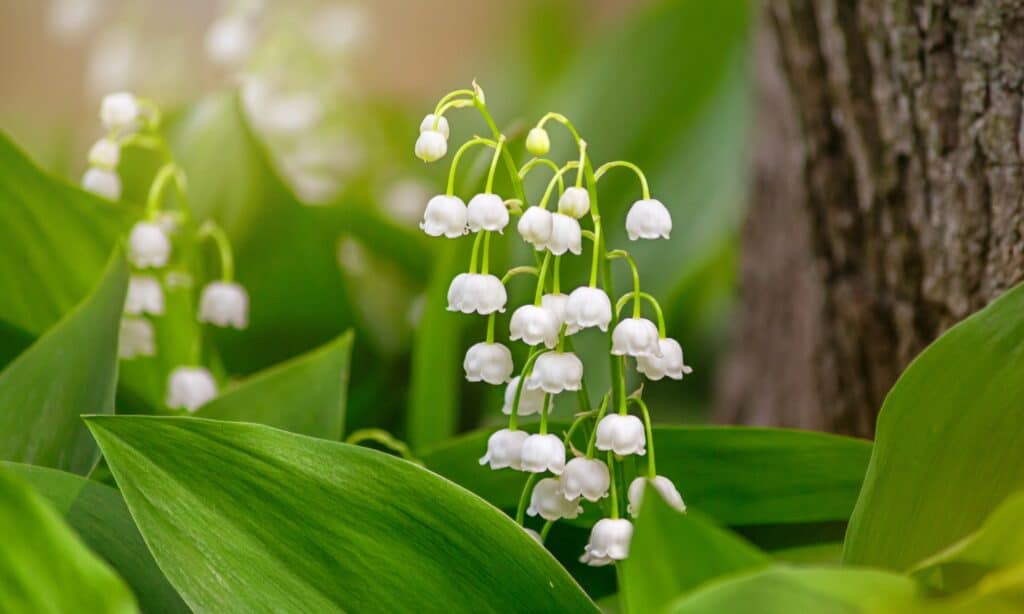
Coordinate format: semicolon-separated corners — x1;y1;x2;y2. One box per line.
0;0;751;448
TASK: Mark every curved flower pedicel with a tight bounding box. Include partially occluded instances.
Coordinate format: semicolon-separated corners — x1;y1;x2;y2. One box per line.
413;82;690;566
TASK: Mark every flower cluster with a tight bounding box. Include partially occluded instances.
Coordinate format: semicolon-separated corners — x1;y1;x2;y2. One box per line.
415;83;691;566
84;93;251;413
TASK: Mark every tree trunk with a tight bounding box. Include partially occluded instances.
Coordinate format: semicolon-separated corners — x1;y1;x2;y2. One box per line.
717;0;1024;437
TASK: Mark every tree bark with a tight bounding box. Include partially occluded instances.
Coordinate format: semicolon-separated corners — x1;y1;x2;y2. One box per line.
717;0;1024;437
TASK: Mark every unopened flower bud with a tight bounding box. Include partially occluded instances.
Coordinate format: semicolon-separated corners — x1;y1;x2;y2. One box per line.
527;477;581;520
595;413;646;456
520;434;566;475
558;186;590;219
415;130;448;162
419;114;450;139
463;341;514;385
627;476;686;517
420;195;467;238
526;127;550;156
166;366;217;412
198;281;249;329
100;92;139;131
625;199;672;240
479;428;528;470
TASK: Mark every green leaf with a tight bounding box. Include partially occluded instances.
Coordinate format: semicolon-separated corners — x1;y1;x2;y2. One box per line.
2;462;187;613
196;330;353;439
86;416;598;612
620;493;770;613
0;464;136;614
423;425;871;526
0;132;134;338
407;241;468;450
843;283;1024;570
911;491;1024;593
665;566;920;614
0;250;127;474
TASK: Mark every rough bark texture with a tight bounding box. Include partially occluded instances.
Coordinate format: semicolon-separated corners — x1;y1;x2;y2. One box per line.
717;0;1024;437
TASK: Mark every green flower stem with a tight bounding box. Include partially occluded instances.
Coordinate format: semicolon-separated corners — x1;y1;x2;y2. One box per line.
553;255;561;294
136;98;163;132
536;112;583;144
562;410;593;449
468;230;485;274
563;336;592;412
518;157;565;195
539;393;551;434
481;231;492;274
433;89;476;116
484;135;505;194
615;292;666;337
434;98;473;123
345;429;422;465
501;266;539;284
447;137;496;196
534;252;551;305
472;96;526;204
540;521;554;542
197;221;235;282
485;312;496;344
607;452;620;519
515;473;540;525
538;161;580;210
594;160;651;200
585;394;611;458
575;140;587;188
509;349;544;431
145;163;188;221
629;397;657;479
607;250;642;319
617;356;628;416
120;133;169;158
588;220;602;288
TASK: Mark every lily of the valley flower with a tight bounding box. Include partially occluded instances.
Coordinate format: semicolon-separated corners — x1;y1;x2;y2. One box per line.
118;317;155;359
520;433;566;474
625;198;672;240
463;341;514;385
627;475;687;517
198;281;249;329
546;213;582;256
128;222;171;269
558;186;590;219
447;273;507;314
420;194;467;238
611;317;661;358
466;193;509;233
502;376;546;416
595;413;646;456
205;15;255;67
100;91;139;131
527;478;582;521
88;138;120;168
81;167;122;200
560;457;610;502
637;338;693;381
479;428;529;470
166;366;217;412
580;518;633;566
517;206;553;251
540;293;569;329
124;275;164;316
509;304;559;348
564;286;612;333
419;114;450;139
415;129;447;162
526;351;583;394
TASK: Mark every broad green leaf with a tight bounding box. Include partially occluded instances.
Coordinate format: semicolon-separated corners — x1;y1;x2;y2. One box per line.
196;330;353;439
407;240;469;450
911;492;1024;593
665;566;919;614
2;462;186;613
423;424;871;526
772;543;845;565
0;250;127;474
0;132;134;337
844;283;1024;570
86;416;598;612
620;493;770;613
0;464;136;614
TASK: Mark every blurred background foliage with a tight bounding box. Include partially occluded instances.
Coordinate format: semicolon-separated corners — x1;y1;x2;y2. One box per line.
0;0;751;449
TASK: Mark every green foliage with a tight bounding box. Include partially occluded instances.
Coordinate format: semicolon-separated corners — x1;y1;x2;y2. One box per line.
0;251;127;474
844;282;1024;570
620;493;770;613
0;464;137;614
86;416;597;612
196;330;353;439
422;424;871;526
2;462;186;613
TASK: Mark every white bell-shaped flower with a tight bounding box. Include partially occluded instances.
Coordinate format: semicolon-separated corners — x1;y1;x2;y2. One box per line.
466;193;509;233
520;433;566;475
595;413;646;456
560;457;610;502
625;199;672;240
420;194;467;238
81;167;122;201
87;138;120;168
564;286;612;333
509;304;559;348
627;476;687;517
478;428;529;470
558;186;590;219
128;222;171;269
166;366;217;412
612;317;662;358
525;127;550;156
527;351;583;394
541;293;569;328
523;527;543;544
637;338;694;381
463;341;514;385
419;114;450;139
118;317;155;359
198;281;249;329
124;275;164;316
501;376;546;416
447;273;506;315
517;206;553;251
546;213;582;256
100;91;139;130
527;477;582;520
415;130;447;162
580;518;633;566
205;15;254;66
